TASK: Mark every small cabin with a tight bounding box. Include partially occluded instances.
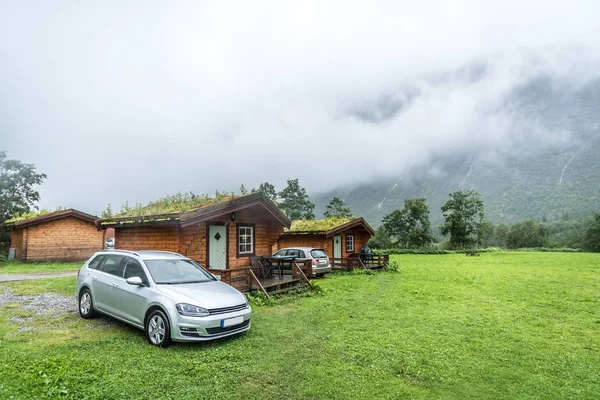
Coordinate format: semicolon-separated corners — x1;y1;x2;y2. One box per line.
6;209;104;262
278;217;387;270
97;193;307;291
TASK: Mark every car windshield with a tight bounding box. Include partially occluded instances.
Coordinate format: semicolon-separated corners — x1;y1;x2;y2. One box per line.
310;249;327;258
145;259;216;284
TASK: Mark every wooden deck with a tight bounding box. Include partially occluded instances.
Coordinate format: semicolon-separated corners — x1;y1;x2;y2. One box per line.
252;275;300;289
207;258;314;299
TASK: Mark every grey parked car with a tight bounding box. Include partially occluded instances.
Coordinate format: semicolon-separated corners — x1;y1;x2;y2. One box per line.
75;250;251;347
272;247;332;277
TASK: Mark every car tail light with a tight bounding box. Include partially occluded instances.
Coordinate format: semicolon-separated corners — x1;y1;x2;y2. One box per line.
312;259;317;265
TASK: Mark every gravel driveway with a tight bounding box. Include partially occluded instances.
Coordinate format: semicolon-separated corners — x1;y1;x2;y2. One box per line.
0;284;77;332
0;271;78;282
0;273;118;332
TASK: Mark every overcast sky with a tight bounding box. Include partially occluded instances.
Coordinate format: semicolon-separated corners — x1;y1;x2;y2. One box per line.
2;0;600;215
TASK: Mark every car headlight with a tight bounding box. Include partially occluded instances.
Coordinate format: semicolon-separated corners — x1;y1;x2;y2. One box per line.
176;303;210;317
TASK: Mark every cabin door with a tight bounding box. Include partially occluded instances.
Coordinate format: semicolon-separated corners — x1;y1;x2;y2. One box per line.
333;235;342;259
208;224;227;270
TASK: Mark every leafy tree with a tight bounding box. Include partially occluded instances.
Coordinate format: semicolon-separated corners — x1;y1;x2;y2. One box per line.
506;219;549;249
492;223;510;248
252;182;278;203
0;151;47;251
0;151;47;223
323;197;352;219
382;198;434;248
278;178;315;220
440;189;485;249
477;220;494;248
239;184;248;195
584;213;600;252
101;204;113;218
367;226;392;249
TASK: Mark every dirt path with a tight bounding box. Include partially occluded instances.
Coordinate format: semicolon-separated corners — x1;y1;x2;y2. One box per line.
0;271;78;282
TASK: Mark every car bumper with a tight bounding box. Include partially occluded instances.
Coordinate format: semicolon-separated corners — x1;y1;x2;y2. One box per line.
168;307;252;342
312;265;332;276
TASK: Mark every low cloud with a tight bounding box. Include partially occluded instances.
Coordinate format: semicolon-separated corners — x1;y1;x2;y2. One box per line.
1;1;599;214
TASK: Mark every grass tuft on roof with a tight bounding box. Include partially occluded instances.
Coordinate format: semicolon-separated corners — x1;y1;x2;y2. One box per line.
5;207;67;223
109;191;237;218
286;217;354;232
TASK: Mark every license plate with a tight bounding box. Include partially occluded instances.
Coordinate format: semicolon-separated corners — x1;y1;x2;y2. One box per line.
221;316;244;328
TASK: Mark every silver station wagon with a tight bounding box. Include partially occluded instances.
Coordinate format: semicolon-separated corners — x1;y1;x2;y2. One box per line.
75;250;251;347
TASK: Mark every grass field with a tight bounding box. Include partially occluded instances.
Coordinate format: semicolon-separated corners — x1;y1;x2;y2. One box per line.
0;260;82;274
0;252;599;399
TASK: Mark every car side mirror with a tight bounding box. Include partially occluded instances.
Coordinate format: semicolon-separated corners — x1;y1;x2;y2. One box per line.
126;276;144;286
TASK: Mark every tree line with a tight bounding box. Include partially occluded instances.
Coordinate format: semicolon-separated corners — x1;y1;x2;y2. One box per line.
247;179;352;220
1;150;599;253
369;189;600;252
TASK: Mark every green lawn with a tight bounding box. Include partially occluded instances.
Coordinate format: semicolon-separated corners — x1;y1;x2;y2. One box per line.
0;252;599;399
0;260;82;274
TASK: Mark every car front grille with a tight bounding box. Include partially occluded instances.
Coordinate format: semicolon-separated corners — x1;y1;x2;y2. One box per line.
206;319;250;335
208;303;248;315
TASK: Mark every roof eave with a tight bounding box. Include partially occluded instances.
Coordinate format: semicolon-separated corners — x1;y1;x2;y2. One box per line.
179;193;291;228
8;209;99;229
325;218;375;237
96;212;182;229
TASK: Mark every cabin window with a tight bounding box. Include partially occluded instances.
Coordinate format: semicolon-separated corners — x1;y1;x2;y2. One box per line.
237;225;255;256
346;234;355;253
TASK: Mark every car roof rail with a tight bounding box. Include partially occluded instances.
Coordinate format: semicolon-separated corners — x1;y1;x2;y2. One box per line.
101;249;140;257
137;250;184;256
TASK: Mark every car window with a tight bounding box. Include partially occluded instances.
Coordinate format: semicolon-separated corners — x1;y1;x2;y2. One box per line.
310;249;327;258
145;259;216;284
123;258;149;285
273;250;286;257
99;255;125;277
288;249;304;258
88;255;104;270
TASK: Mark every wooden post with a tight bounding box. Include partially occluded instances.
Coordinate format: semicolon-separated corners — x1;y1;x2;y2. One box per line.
249;269;270;299
294;261;314;290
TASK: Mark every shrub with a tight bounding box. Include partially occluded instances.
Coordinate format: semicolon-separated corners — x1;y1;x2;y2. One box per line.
516;247;581;253
373;248;504;255
385;260;401;273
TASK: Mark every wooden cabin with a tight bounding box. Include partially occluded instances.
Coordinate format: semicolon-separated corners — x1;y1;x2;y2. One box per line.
97;193;312;293
6;209;104;262
278;217;388;270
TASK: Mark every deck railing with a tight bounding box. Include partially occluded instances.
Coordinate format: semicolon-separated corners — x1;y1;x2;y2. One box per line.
208;257;313;293
330;254;389;271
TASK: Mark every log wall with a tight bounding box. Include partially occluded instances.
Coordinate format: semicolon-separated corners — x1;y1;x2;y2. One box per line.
115;226;180;252
278;234;331;255
23;217;104;262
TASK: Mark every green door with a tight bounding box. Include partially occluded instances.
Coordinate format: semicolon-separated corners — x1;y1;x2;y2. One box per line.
208;225;227;270
333;235;342;259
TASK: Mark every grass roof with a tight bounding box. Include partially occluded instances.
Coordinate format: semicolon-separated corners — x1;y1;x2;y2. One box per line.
286;217;354;233
5;207;66;223
109;191;237;218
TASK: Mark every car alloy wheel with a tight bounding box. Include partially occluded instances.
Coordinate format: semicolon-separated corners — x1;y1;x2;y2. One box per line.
79;289;97;319
146;310;172;348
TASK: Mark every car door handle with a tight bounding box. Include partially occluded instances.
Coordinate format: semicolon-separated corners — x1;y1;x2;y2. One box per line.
112;282;119;287
93;277;98;281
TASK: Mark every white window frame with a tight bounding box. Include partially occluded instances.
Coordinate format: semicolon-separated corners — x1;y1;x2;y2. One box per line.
238;226;254;255
346;234;355;253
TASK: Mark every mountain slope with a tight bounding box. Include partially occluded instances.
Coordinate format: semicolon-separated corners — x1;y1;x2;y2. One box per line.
313;58;600;227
